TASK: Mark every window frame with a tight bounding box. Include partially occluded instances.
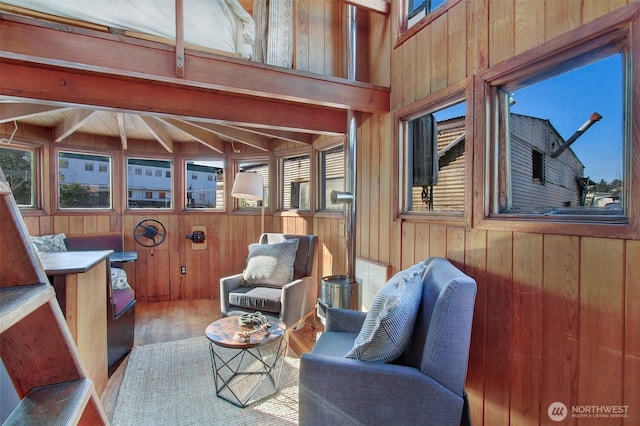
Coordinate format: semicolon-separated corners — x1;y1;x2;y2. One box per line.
474;8;640;239
56;149;113;211
125;155;174;211
184;158;225;211
395;79;473;226
396;0;460;47
277;147;313;214
0;141;42;211
316;138;345;213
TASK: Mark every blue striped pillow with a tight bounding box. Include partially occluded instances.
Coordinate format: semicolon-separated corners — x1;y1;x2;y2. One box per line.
345;261;426;363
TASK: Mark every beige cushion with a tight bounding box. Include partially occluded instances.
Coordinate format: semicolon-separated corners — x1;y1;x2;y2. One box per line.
31;233;68;252
242;238;299;287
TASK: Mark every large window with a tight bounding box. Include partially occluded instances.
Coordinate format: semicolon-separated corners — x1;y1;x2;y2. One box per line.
185;159;224;209
127;158;172;209
479;15;639;237
237;159;269;209
281;154;310;210
489;52;626;220
401;100;466;215
58;151;111;209
0;145;37;208
408;0;447;27
319;144;344;211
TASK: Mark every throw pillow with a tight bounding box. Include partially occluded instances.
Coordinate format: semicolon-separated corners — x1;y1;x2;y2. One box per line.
111;267;131;290
345;261;426;363
242;238;299;287
31;233;68;253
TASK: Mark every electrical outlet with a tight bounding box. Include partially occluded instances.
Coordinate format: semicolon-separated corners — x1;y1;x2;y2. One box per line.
181;266;187;274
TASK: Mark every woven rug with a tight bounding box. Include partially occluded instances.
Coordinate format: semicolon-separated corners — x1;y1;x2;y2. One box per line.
112;336;299;425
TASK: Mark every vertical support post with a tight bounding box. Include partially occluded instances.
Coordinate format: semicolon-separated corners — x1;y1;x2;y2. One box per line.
345;4;357;282
175;0;185;78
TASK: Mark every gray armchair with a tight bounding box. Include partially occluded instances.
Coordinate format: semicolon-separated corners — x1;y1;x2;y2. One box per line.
299;257;477;426
220;233;317;330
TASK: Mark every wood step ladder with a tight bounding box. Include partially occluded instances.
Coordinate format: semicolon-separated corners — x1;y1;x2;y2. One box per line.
0;169;108;425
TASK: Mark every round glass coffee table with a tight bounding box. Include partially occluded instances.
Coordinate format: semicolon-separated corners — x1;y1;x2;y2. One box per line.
205;315;287;408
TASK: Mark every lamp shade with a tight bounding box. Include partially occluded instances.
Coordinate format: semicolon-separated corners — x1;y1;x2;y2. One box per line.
231;172;263;201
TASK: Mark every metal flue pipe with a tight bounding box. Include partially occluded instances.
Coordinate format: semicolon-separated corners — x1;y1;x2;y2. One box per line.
550;112;602;158
344;4;357;283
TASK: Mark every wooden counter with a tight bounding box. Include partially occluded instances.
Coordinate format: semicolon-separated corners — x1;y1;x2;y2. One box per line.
38;250;112;395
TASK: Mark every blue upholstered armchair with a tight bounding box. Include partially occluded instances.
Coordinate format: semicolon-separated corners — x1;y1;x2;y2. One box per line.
299;257;477;426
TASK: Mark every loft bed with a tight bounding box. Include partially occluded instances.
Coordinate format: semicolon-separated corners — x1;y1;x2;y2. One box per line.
1;0;256;58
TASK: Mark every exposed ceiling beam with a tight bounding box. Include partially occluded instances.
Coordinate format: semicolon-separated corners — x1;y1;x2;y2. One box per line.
0;13;390;115
116;112;128;150
139;116;174;153
221;124;313;145
158;118;225;153
189;121;271;152
0;62;348;135
341;0;390;14
54;109;96;142
0;102;71;123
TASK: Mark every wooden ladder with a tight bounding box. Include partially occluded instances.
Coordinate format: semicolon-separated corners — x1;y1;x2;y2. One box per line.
0;174;108;424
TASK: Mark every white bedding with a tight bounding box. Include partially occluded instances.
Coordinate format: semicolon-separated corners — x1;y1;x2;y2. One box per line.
3;0;255;58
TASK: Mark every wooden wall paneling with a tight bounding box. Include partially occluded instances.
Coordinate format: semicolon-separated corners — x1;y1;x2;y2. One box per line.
447;1;467;84
308;0;327;75
414;222;430;262
583;0;629;24
541;234;579;426
368;10;390;87
484;230;513;426
511;232;543;425
377;113;392;266
368;114;380;261
401;33;417;105
446;225;465;266
400;221;416;269
211;214;228;300
625;240;640;423
390;31;404;110
414;26;431;100
360;114;372;261
83;215;97;235
464;227;487;425
429;14;448;93
176;214;189;300
488;0;514;67
325;0;342;78
53;215;69;235
578;238;624;411
428;223;447;257
543;0;582;42
514;0;544;56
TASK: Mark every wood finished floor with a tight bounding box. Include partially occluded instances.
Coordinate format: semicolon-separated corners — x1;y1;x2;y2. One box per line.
100;299;321;422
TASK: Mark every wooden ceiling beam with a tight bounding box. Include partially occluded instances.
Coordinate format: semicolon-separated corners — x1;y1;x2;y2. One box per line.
158;118;225;153
53;109;96;142
139;116;174;153
0;13;389;115
0;62;348;135
189;122;271;152
0;103;72;123
116;112;128;150
221;125;313;145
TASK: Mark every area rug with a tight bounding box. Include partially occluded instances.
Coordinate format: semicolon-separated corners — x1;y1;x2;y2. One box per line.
112;336;299;425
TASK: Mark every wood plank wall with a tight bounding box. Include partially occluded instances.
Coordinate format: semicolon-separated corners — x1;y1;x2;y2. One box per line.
361;0;639;424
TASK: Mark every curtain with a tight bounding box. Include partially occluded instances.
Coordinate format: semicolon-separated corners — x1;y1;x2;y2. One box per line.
253;0;293;68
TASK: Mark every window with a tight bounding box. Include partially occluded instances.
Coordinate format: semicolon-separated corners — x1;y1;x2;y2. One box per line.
532;150;544;183
407;0;447;28
58;151;111;209
489;53;626;218
400;100;466;214
319;145;344;211
282;155;310;210
127;158;172;209
185;160;224;209
0;145;37;208
237;159;269;209
99;164;108;173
